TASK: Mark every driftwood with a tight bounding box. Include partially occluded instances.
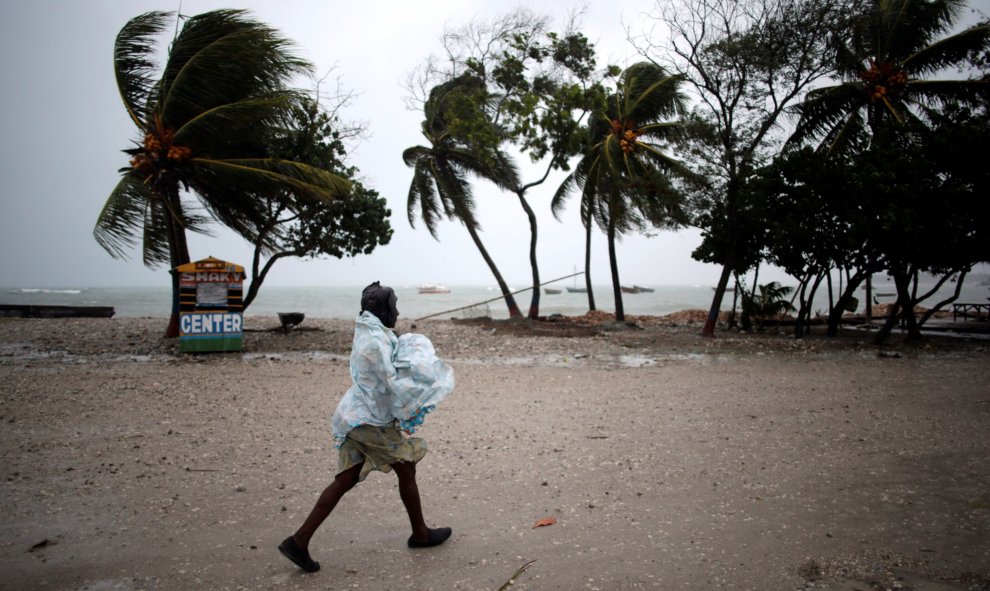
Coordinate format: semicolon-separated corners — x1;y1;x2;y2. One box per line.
0;305;115;319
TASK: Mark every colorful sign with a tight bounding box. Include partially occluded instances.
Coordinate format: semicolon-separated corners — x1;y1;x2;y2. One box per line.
176;257;245;353
180;312;243;335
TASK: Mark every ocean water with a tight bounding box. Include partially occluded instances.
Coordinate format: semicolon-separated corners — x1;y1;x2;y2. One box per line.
3;279;988;321
0;285;717;320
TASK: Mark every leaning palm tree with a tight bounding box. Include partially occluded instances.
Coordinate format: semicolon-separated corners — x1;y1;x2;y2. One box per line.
553;62;690;322
403;74;523;318
788;0;989;334
96;10;349;336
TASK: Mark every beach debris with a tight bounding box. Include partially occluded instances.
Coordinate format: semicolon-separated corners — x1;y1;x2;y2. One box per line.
498;560;537;591
797;559;823;581
28;538;55;553
532;516;557;529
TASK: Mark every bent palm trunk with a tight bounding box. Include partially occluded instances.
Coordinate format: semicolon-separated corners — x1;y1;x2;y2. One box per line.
465;222;521;318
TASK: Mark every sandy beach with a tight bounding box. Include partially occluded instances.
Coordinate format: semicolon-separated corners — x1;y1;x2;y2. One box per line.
1;315;988;590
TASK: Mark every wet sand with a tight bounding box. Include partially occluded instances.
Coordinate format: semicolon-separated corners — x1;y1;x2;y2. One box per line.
1;316;988;590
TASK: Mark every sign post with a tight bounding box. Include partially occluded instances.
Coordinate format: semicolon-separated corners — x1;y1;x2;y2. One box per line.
176;257;244;353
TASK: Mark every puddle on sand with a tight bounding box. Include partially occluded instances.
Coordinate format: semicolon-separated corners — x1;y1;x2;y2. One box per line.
451;352;723;368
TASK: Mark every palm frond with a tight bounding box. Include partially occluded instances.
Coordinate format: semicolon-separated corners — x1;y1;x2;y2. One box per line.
431;159;479;229
904;78;990;107
789;83;867;146
172;92;304;150
95;172;156;259
141;197;174;267
551;171;577;220
160;9;311;128
407;160;443;239
819;109;868;155
902;23;990;76
189;157;351;204
114;11;172;128
622;66;686;123
402;145;432;168
879;0;966;62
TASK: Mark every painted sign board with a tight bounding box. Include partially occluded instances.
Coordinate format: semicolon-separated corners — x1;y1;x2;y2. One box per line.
175;257;245;353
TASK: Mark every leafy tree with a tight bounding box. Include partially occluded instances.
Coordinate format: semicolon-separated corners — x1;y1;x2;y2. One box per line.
633;0;851;336
403;75;524;318
96;10;348;336
862;110;989;341
752;147;886;336
789;0;990;337
760;100;990;342
243;95;392;310
409;9;613;317
553;62;691;322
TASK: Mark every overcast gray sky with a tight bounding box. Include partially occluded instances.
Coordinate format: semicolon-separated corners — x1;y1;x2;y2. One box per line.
0;0;850;289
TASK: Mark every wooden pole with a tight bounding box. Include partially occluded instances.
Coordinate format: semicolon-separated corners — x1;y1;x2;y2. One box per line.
414;271;584;322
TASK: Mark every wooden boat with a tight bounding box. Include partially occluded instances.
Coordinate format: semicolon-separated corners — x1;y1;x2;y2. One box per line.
417;283;450;294
566;266;587;293
633;285;654;293
621;286;641;294
544;288;561;295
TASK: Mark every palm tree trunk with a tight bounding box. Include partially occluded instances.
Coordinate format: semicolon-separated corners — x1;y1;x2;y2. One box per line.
584;216;595;311
516;191;541;319
464;223;522;318
163;183;190;338
607;216;624;323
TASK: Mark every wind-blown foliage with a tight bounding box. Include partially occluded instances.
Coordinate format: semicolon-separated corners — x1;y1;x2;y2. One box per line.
553;62;690;322
243;96;392;310
409;9;613;317
789;0;990;151
637;0;850;337
97;10;349;335
403;75;524;318
787;0;990;341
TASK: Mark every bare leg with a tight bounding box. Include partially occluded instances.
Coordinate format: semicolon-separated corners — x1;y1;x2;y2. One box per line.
393;461;451;547
392;461;429;540
293;463;362;549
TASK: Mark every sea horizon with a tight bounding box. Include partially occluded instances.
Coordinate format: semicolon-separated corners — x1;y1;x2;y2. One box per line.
1;284;725;320
3;278;989;322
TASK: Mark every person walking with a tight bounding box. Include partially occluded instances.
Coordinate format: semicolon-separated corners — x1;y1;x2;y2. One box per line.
278;281;455;573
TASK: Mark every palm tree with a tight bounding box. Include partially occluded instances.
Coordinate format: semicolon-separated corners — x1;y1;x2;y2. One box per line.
791;0;989;152
96;10;349;337
740;281;797;331
403;75;523;318
553;62;690;322
789;0;990;333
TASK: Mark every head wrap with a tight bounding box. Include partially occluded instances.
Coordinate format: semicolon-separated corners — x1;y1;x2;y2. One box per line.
360;281;398;328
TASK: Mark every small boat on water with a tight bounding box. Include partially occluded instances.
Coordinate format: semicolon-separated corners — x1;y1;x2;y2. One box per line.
566;266;588;293
544;288;562;295
634;285;654;293
621;286;641;294
418;282;451;294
